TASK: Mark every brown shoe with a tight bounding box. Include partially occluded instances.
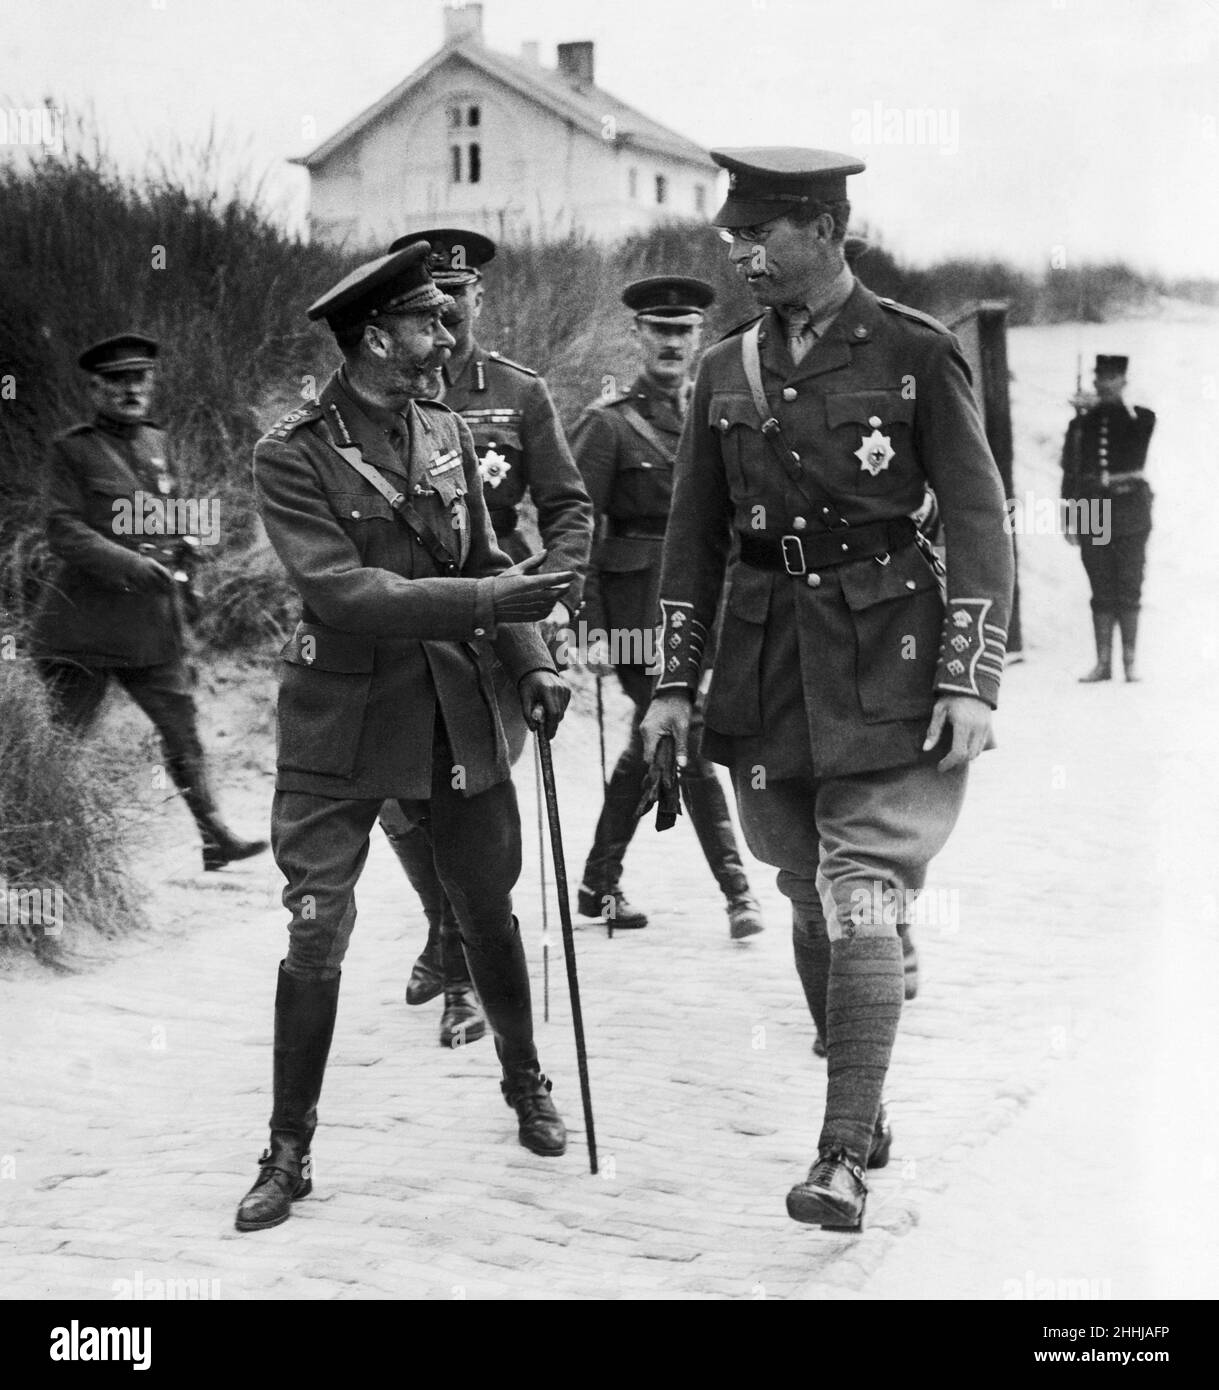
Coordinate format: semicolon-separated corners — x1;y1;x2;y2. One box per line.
786;1149;868;1230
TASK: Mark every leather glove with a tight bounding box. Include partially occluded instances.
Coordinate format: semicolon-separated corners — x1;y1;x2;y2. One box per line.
635;733;682;831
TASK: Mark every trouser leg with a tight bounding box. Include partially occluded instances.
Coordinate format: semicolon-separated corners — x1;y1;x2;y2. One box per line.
1114;531;1148;681
580;664;650;894
379;806;471;990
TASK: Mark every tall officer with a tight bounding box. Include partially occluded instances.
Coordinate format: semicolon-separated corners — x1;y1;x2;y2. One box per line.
31;332;267;871
1061;354;1154;682
377;228;593;1046
641;149;1014;1230
236;244;575;1232
574;276;763;938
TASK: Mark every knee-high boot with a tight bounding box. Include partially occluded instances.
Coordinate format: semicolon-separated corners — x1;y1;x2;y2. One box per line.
384;824;471;1003
163;731;267;870
578;733;649;928
1117;608;1140;682
1079;611;1116;683
680;768;764;938
235;964;340;1232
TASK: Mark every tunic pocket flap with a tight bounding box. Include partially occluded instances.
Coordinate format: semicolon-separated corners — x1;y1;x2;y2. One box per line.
824;390;915;429
281;622;376;673
839;545;938;611
709;395;762;433
594;535;658;572
325;490;397;523
470;425;522;454
725;564;773;622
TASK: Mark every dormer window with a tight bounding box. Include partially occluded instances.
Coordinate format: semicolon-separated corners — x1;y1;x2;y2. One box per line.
447;100;483;184
655;174;667;205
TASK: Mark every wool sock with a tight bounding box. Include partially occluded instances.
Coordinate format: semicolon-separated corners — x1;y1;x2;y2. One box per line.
817;935;904;1162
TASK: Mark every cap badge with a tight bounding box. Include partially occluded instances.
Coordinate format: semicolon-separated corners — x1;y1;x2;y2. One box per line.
478;444;511;488
855;425;895;476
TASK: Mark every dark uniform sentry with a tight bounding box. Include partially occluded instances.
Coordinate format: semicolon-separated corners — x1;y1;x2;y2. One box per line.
31;332;264;870
653;146;1014;1228
1061;356;1154;680
575;345;759;933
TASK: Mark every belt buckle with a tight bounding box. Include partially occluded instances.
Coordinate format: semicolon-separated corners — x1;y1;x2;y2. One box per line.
780;534;806;575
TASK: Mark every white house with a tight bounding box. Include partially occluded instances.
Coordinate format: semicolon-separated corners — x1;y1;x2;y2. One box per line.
291;3;719;248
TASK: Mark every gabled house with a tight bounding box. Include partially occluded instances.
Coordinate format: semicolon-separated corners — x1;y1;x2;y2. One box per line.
291;3;719;248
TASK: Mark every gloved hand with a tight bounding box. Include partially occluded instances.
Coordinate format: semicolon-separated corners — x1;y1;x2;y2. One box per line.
491;552;575;624
126;554;175;593
635;733;682;831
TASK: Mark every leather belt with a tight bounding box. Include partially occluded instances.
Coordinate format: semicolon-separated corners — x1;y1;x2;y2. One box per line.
489;508;519;537
607;516;667;539
739;517;917;575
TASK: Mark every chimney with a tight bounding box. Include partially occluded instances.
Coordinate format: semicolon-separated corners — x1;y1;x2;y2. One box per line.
556;41;595;88
443;3;484;46
520;40;540;65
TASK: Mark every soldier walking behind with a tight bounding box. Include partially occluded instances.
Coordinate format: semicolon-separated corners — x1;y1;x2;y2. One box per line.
377;229;592;1047
641;149;1014;1230
1061;354;1154;682
236;243;575;1231
31;333;267;871
574;276;764;939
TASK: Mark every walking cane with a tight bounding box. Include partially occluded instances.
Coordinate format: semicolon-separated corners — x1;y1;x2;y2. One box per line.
533;737;550;1023
594;676;612;939
534;726;599;1174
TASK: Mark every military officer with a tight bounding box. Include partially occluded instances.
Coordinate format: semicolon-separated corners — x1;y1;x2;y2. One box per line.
1061;354;1154;682
641;148;1014;1231
31;332;267;871
573;276;763;939
236;243;576;1232
377;228;593;1047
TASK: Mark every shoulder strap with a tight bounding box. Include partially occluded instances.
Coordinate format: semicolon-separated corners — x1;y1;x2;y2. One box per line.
740;323;851;532
318;413;461;575
616;403;675;463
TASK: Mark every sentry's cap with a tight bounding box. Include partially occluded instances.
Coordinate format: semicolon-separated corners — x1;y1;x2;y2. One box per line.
388;228;496;288
77;332;159;374
621;275;715;325
710;147;865;228
1095;354;1129;374
307;241;451;330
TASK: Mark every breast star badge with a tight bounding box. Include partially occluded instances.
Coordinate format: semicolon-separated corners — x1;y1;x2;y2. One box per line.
478;445;511;488
855;415;895;476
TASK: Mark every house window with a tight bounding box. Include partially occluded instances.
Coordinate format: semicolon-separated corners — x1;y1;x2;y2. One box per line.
450;145;462;183
446;105;462;129
694;183;706;214
468;142;481;183
655;174;667;205
628;167;638;198
467;105;480;128
446;101;483;183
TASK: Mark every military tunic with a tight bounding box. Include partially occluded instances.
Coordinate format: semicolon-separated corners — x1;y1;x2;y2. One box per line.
656;282;1015;782
31;417;185;667
252;370;554;803
441;342;591;612
1061;400;1154;613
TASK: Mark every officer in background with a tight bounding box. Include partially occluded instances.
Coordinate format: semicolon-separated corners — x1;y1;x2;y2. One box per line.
1061;354;1154;682
377;228;592;1047
574;276;764;939
31;333;267;871
641;149;1013;1231
237;244;574;1232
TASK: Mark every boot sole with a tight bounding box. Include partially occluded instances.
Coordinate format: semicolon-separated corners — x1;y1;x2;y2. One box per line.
730;920;765;940
519;1134;568;1157
785;1187;865;1231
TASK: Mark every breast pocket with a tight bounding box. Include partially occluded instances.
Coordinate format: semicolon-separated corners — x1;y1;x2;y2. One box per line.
839;544;942;722
710;395;767;498
824;389;917;495
275;622;377;778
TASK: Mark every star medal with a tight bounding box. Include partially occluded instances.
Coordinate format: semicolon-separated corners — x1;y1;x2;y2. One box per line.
855;415;895;476
479;444;511;488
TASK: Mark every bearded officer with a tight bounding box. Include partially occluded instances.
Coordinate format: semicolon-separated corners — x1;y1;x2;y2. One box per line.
31;332;266;871
574;276;763;939
641;149;1014;1230
1061;354;1154;682
376;227;593;1047
236;243;575;1232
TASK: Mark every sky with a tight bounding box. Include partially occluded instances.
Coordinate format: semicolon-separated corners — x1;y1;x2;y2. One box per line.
3;0;1218;276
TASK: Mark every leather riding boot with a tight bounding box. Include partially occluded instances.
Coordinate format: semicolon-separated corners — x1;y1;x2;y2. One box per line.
1117;608;1140;682
459;914;537;1075
383;824;447;1004
235;965;340;1232
165;741;267;871
438;908;485;1046
501;1068;568;1156
581;734;649;918
1079;611;1116;683
681;770;763;938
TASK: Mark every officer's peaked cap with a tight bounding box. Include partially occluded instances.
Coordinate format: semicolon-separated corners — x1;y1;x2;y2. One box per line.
78;332;159;374
308;242;452;331
710;147;865;228
622;276;715;325
388;228;496;288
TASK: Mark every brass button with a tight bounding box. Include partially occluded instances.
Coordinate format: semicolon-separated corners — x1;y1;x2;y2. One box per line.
806;573;822;588
782;387;797;401
854;325;868;339
719;417;729;430
905;579;917;590
473;627;486;637
350;509;361;518
792;517;807;531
